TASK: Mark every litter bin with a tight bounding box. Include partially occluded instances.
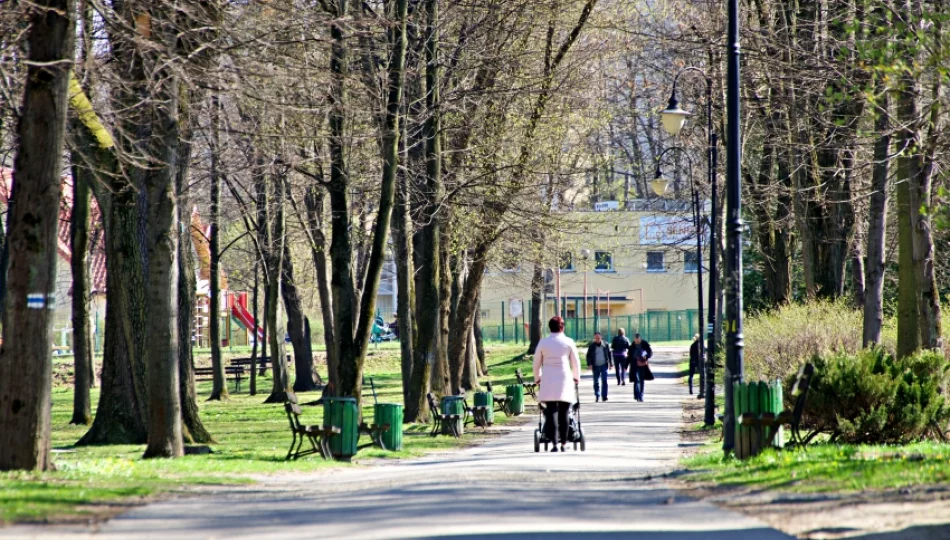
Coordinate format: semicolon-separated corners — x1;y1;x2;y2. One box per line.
374;403;403;451
441;395;465;436
506;384;525;416
323;396;359;459
474;391;493;426
733;380;783;460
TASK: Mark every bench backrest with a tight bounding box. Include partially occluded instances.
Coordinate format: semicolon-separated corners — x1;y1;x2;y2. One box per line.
515;368;526;384
789;363;815;425
426;393;440;417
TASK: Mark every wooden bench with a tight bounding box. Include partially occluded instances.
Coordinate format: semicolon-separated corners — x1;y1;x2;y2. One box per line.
284;391;340;460
426;392;461;438
230;356;269;377
194;366;245;393
739;363;815;451
515;368;538;399
358;422;391;450
485;381;512;416
462;392;491;428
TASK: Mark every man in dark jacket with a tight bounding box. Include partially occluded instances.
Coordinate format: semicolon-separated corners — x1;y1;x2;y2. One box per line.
611;329;632;386
688;334;701;395
630;333;653;402
586;333;612;402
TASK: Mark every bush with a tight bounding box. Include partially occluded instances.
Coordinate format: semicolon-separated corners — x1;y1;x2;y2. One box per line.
802;348;950;444
744;300;863;381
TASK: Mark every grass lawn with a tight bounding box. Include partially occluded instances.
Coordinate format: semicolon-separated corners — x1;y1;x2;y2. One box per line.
683;437;950;494
2;343;533;524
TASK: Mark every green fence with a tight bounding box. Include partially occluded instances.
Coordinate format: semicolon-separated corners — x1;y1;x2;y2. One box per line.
480;309;701;344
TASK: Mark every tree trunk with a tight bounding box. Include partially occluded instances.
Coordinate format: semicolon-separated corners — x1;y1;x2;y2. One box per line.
176;97;212;444
461;323;479;391
0;0;74;471
474;298;487;376
895;121;920;358
263;177;289;404
207;95;227;401
528;262;543;354
434;228;452;395
70;163;93;425
141;73;184;459
304;186;338;389
283;241;317;392
249;261;260;396
392;161;415;404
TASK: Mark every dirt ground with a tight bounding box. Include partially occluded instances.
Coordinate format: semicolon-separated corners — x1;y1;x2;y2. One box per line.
675;397;950;539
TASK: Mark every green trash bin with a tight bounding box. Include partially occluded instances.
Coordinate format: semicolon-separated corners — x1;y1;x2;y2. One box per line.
323;396;359;459
374;403;403;451
441;395;465;436
733;379;783;460
474;391;494;426
506;384;525;416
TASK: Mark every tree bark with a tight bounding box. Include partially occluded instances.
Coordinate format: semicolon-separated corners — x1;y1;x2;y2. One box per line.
528;263;543;354
70;163;93;425
0;0;74;471
207;95;227;401
283;241;317;392
392;160;415;404
176;94;212;444
863;96;890;346
304;186;338;389
263;176;289;404
249;261;260;396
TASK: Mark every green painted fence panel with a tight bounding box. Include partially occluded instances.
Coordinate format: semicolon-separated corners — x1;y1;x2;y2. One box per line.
374;403;403;451
324;397;359;459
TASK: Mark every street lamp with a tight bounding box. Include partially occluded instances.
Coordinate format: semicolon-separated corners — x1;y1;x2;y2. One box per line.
660;66;719;424
654;147;705;402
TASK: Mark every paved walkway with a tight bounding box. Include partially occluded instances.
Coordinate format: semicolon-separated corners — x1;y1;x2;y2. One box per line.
5;346;791;539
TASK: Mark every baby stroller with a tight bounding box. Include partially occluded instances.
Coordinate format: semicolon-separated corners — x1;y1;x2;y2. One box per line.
534;384;586;452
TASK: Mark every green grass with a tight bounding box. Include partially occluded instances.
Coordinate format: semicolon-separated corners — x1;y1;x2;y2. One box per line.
682;441;950;494
1;344;532;524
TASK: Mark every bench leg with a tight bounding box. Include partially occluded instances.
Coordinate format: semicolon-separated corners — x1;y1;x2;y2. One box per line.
430;418;440;437
286;432;299;460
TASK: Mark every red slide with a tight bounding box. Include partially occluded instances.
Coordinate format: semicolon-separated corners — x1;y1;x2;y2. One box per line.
230;293;263;340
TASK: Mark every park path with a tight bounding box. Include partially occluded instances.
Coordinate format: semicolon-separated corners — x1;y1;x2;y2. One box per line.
6;346;792;540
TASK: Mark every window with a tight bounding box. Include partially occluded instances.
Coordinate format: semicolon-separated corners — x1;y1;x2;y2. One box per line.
647;251;665;272
559;252;574;271
684;251;699;273
594;251;613;271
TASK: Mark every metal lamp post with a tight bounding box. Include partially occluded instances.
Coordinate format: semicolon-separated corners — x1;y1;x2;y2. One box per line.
652;147;705;401
722;0;745;454
660;66;718;424
580;249;591;338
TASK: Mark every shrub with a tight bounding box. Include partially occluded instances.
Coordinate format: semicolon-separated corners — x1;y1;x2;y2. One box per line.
802;348;950;444
744;300;863;381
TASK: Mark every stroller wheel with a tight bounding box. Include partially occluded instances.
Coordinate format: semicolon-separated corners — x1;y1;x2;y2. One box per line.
579;430;586;452
534;430;541;453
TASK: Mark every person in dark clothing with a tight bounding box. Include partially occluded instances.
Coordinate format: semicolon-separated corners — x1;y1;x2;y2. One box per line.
610;329;631;386
630;333;653;402
586;332;612;402
688;334;701;395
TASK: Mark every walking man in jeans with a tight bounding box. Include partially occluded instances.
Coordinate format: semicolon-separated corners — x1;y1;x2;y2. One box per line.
611;329;632;385
586;333;612;402
630;333;653;402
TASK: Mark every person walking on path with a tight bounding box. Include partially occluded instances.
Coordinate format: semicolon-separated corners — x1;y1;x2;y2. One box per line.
630;333;653;402
611;329;632;386
533;316;581;452
688;334;701;395
586;332;612;402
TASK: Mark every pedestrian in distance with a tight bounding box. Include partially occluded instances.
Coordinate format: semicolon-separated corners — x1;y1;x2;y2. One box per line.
533;316;581;453
585;332;612;402
630;333;653;402
688;334;700;395
611;328;631;386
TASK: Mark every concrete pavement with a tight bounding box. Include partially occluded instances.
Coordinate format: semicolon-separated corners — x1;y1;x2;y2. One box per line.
3;346;792;539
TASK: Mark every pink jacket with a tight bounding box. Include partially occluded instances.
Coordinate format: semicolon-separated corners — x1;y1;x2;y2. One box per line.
532;332;581;403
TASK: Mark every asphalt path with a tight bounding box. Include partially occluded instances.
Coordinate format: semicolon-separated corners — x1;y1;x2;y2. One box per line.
4;345;792;540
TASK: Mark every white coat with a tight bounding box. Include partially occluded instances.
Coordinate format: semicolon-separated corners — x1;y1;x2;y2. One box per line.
532;332;581;403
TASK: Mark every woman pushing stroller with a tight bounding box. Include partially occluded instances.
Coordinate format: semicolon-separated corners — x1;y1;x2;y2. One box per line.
533;316;581;452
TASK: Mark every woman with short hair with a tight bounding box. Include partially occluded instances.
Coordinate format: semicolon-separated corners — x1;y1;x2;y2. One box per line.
533;316;581;452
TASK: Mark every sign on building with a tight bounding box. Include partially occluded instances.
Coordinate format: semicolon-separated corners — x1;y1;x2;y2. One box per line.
508;298;523;319
639;215;697;245
594;201;620;212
